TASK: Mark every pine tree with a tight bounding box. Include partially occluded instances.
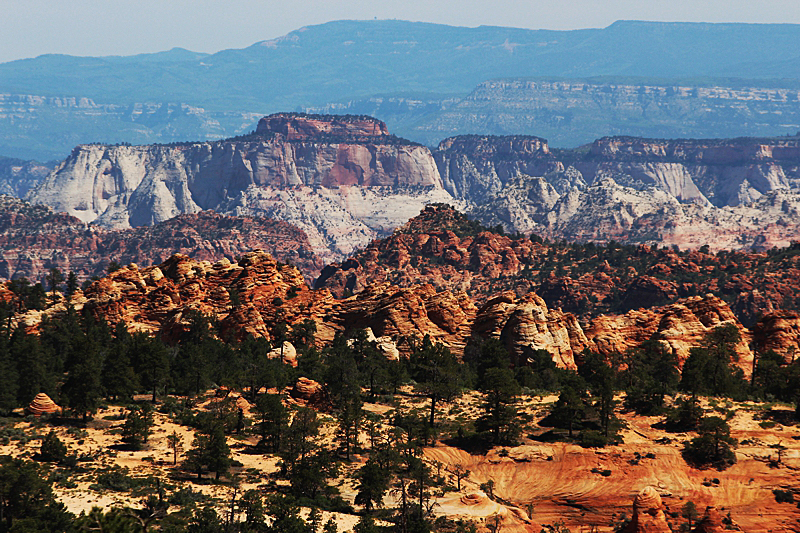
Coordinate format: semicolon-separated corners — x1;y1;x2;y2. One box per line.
121;405;154;450
167;431;183;466
255;393;288;453
39;431;68;463
0;341;19;414
409;335;461;428
550;383;586;438
11;329;49;406
131;333;170;403
683;416;738;470
45;268;64;298
476;367;521;444
102;324;139;401
65;271;79;298
355;458;389;512
336;394;364;460
206;423;232;481
62;350;103;421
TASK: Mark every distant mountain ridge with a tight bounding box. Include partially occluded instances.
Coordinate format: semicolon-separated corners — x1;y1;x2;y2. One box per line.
3;19;800;159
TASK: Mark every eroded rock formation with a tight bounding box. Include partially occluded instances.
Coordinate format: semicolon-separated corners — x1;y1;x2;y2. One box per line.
28;113;451;260
620;487;671;533
0;197;323;284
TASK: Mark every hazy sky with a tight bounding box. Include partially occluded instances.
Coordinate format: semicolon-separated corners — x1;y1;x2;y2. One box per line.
2;0;800;63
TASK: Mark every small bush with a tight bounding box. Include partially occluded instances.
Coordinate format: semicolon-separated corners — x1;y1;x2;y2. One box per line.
774;489;795;504
579;430;609;448
40;431;68;463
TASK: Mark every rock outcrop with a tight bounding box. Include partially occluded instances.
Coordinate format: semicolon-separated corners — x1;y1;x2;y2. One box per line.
753;311;800;359
691;506;726;533
0;156;53;198
27;116;800;264
0;196;323;284
6;243;788;377
620;487;671;533
587;294;754;376
26;392;61;416
474;292;588;369
316;205;800;335
28;113;452;260
435;134;800;252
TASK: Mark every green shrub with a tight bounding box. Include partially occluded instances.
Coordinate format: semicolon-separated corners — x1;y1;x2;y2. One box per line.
40;431;68;463
579;430;609;448
682;417;737;470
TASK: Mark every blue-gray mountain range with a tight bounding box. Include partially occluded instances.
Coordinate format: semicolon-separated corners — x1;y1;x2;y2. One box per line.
3;19;800;160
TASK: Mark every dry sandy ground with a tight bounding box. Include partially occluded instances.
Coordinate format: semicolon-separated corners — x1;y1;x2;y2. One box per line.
2;391;800;532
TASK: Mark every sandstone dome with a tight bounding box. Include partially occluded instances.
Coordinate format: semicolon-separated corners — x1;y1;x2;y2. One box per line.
26;393;61;416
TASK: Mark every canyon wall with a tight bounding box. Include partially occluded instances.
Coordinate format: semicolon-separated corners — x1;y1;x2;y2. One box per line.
25;113;800;261
28;113;452;261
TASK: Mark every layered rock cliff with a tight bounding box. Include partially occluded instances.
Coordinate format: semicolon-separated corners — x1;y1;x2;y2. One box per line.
0;156;54;198
433;134;800;251
27;113;452;261
412;78;800;149
26;115;800;260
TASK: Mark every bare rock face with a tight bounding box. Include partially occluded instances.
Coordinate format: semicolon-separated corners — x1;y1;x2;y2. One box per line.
474;292;588;369
691;506;726;533
290;377;327;409
256;113;389;139
28;113;451;261
26;392;61;416
322;282;477;354
620;487;671;533
0;196;323;285
0;157;53;198
434;134;800;252
753;311;800;358
587;294;754;376
434;135;558;202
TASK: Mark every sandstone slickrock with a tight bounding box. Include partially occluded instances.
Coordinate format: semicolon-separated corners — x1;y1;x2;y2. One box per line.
474;292;588;370
28;113;453;261
289;377;327;409
620;486;671;533
753;311;800;359
587;294;755;376
5;244;789;377
691;506;726;533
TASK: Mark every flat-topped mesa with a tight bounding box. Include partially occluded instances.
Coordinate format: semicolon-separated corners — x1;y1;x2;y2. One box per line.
256;112;390;140
592;136;800;164
437;134;550;158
